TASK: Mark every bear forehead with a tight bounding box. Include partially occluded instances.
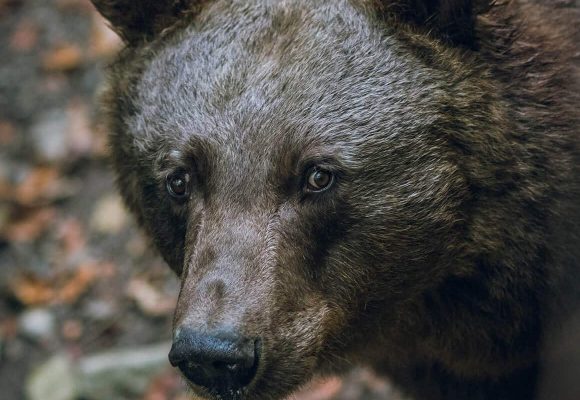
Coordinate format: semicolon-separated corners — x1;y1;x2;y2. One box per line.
126;0;446;155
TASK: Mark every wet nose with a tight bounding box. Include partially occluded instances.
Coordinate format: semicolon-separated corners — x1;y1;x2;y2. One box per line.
168;329;259;391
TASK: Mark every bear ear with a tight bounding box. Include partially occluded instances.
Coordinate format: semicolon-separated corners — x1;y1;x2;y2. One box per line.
90;0;200;44
375;0;491;47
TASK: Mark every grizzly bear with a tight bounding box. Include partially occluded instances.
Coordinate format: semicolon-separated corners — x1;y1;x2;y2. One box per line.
90;0;580;399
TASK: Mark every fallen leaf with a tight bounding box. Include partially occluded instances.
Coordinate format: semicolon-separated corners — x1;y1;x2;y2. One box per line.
357;368;390;392
127;278;176;317
97;261;117;278
0;166;78;206
42;43;83;71
10;18;38;51
0;120;16;146
57;218;86;258
10;262;103;306
144;370;182;400
89;122;110;157
293;377;343;400
0;316;19;340
66;99;94;157
0;178;12;201
13;166;59;205
10;275;55;306
1;207;56;242
61;319;83;340
126;234;147;258
57;263;99;304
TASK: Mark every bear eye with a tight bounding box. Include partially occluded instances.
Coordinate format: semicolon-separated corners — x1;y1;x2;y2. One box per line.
166;171;190;199
305;167;334;192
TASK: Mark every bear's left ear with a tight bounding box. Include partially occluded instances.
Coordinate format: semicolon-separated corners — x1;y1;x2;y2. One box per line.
375;0;491;48
90;0;202;44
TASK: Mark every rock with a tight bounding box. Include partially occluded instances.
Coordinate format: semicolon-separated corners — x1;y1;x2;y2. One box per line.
90;194;128;234
30;110;68;163
26;355;77;400
78;342;172;400
25;343;174;400
83;299;116;321
18;308;55;341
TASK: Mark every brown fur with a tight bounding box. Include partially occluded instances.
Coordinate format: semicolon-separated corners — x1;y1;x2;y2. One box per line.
92;0;580;399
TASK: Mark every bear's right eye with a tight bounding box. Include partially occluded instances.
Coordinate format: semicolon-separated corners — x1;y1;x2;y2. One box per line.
166;171;190;200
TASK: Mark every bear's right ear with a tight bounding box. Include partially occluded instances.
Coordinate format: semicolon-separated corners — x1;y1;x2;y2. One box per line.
90;0;201;44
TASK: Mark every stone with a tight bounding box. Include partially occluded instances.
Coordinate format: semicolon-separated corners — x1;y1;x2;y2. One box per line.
19;308;55;341
78;342;172;399
26;355;77;400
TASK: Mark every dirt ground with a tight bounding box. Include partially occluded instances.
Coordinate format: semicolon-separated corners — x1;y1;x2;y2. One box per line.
0;1;402;399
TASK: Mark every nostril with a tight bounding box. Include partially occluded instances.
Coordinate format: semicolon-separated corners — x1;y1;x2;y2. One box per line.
168;329;260;391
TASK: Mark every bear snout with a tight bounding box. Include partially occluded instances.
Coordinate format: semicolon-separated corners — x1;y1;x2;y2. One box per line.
169;328;261;396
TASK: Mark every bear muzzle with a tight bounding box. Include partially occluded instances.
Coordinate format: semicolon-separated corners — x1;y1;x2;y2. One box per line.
168;328;261;397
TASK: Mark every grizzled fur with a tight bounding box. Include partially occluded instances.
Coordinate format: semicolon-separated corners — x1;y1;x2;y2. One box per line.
92;0;580;399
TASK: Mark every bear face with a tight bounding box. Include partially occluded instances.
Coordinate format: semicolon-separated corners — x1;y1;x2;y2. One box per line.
92;0;580;399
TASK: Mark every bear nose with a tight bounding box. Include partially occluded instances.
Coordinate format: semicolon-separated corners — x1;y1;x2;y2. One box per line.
168;329;259;391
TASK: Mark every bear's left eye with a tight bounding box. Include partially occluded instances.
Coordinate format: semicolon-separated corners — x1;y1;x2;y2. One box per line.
166;171;190;200
305;167;334;192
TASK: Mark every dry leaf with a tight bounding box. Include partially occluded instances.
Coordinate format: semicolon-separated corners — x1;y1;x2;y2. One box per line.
10;18;38;52
14;166;59;204
0;166;78;206
10;275;55;306
89;122;111;157
0;120;16;145
357;368;390;392
144;370;182;400
0;178;13;201
293;377;343;400
43;43;83;71
0;316;19;340
57;263;99;304
61;319;83;340
58;218;86;257
10;263;102;306
1;207;55;242
66;99;94;157
127;278;176;317
126;234;147;257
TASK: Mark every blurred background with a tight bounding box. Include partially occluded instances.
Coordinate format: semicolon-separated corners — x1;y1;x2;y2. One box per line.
0;1;400;399
3;1;578;400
